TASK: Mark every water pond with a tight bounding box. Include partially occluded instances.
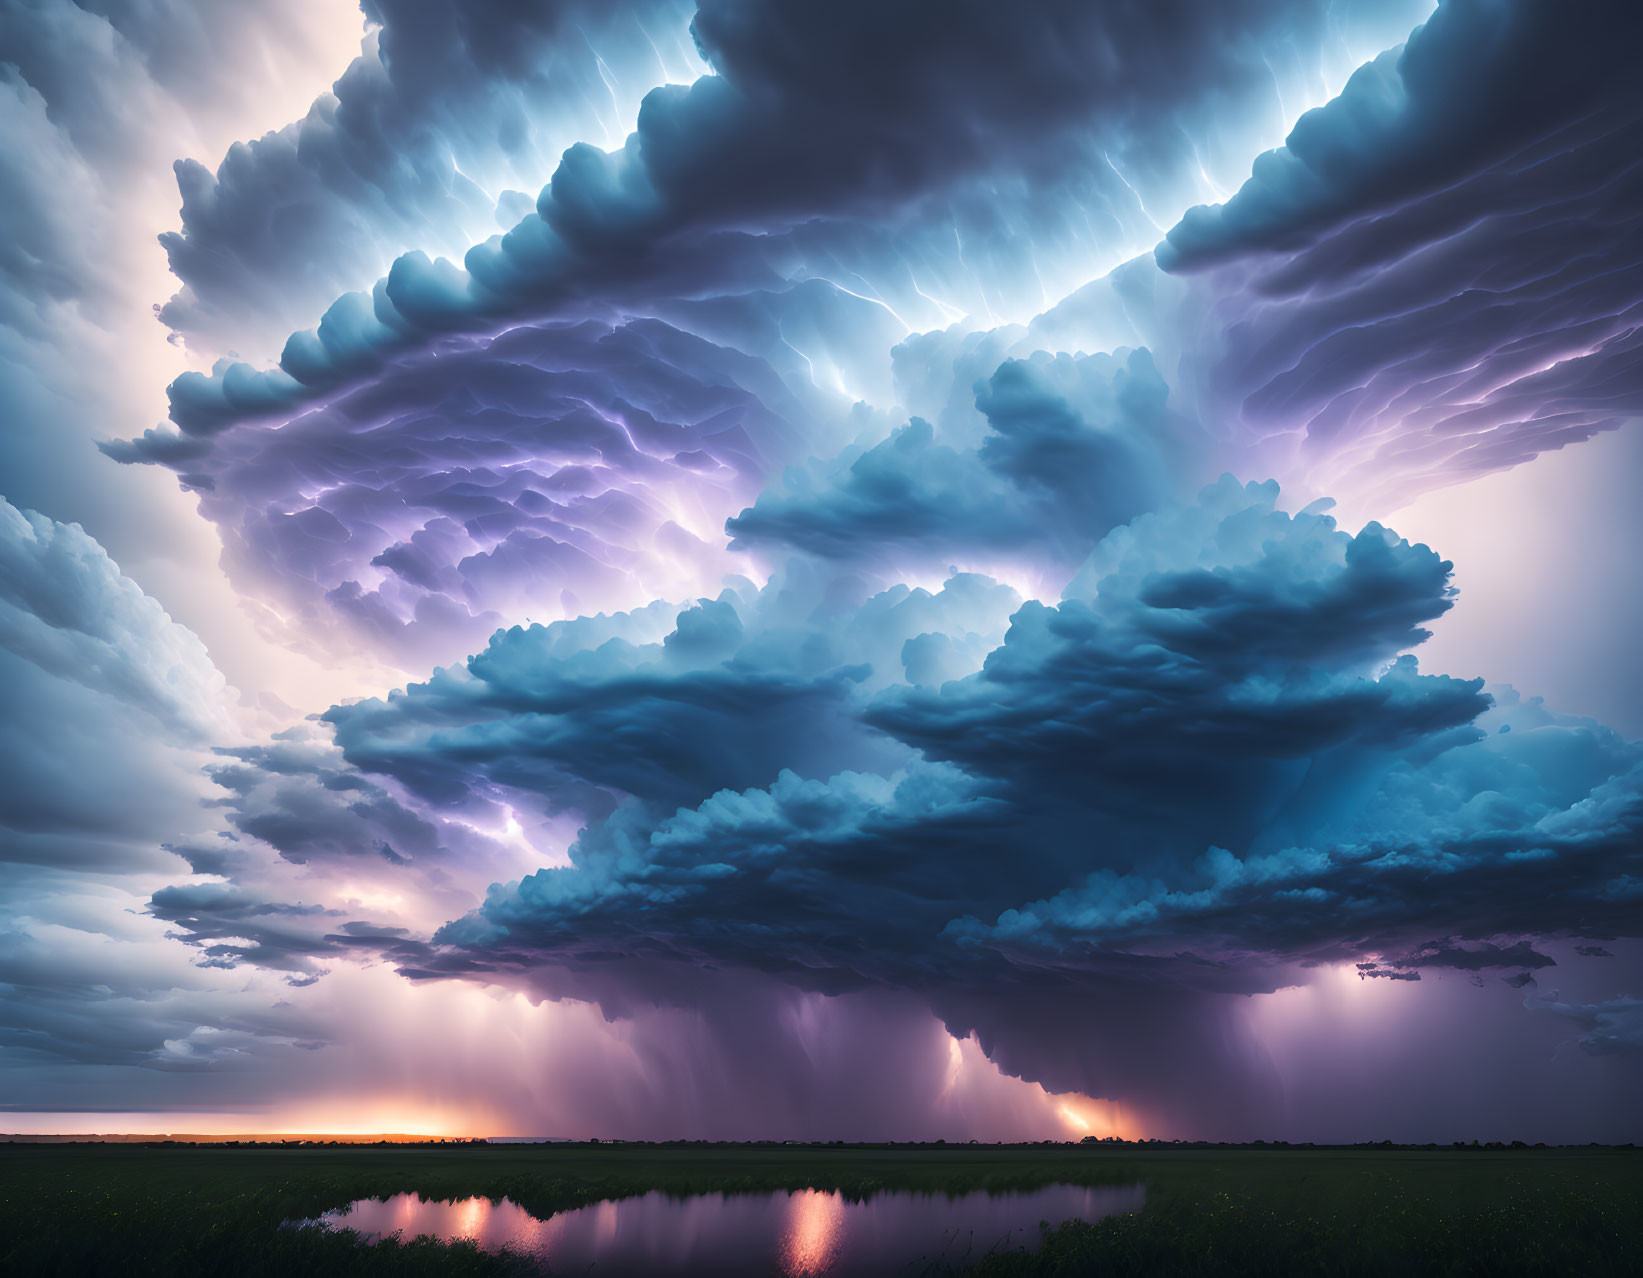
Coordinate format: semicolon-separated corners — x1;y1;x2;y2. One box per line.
311;1181;1144;1275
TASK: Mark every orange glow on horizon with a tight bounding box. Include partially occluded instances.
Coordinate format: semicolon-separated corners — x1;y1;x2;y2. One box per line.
1053;1094;1138;1141
259;1092;506;1139
9;1018;1152;1145
938;1032;1151;1141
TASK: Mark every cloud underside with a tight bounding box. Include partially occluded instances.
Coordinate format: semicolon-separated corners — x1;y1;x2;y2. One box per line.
100;1;1643;669
155;480;1641;1033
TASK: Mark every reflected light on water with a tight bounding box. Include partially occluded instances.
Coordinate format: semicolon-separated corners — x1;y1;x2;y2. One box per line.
453;1195;490;1240
781;1189;846;1276
318;1182;1144;1275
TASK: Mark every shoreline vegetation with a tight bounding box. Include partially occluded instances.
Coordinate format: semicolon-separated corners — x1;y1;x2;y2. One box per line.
4;1142;1639;1276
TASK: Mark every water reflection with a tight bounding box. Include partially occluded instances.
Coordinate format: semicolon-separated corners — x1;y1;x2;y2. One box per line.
314;1181;1144;1275
782;1189;845;1275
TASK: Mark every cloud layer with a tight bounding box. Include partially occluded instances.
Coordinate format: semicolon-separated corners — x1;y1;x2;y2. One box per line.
6;0;1641;1139
1154;0;1643;506
144;479;1642;1123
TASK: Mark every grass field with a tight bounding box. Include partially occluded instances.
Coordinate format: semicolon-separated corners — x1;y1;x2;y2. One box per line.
2;1141;1639;1276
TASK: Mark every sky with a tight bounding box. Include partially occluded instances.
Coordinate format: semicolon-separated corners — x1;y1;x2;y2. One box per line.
1;0;1640;1143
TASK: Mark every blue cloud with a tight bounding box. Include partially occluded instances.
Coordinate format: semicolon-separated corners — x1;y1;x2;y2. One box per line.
319;565;1022;825
727;348;1190;568
256;480;1637;1015
872;479;1477;833
131;0;1425;438
436;761;1002;990
156;0;705;352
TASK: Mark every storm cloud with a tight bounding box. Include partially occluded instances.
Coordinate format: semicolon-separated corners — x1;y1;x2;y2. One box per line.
1154;0;1643;507
6;0;1641;1140
150;479;1642;1120
120;0;1429;447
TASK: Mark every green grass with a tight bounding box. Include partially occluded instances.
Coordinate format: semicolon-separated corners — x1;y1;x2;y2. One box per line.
1;1142;1638;1276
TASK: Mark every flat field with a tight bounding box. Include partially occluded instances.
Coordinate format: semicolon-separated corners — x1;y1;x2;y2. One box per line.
2;1141;1638;1276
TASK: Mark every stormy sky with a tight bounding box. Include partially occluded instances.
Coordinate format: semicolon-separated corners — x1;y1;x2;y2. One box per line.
2;0;1640;1142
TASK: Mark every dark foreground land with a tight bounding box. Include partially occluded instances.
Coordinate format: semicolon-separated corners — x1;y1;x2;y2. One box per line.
3;1141;1639;1277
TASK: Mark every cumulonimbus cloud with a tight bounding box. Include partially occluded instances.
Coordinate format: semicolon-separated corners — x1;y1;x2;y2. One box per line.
11;0;1642;1138
153;479;1643;1109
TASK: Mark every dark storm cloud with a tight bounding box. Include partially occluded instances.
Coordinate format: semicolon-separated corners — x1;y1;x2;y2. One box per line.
1390;941;1557;972
145;875;440;983
156;0;702;351
142;723;546;978
205;481;1637;1023
866;478;1481;851
427;763;1006;999
314;477;1632;1111
147;883;345;976
104;0;1457;676
1158;0;1638;271
206;736;463;869
943;690;1642;981
144;567;1023;976
1150;0;1643;504
26;0;1639;1134
129;0;1417;440
319;567;1018;821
